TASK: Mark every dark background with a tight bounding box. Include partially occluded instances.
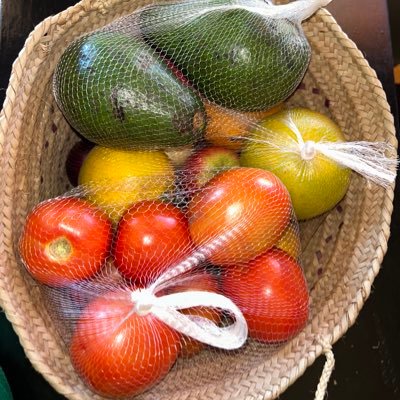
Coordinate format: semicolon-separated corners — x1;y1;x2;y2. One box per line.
1;0;399;399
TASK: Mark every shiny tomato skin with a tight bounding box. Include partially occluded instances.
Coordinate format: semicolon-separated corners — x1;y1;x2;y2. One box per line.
220;248;309;343
160;272;220;357
188;168;291;265
114;200;193;285
19;197;112;286
70;290;180;397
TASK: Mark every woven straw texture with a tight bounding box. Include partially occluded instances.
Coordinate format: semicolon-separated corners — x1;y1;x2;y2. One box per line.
0;0;396;399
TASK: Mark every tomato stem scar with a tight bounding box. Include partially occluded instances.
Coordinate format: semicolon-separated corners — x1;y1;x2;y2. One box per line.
46;237;72;261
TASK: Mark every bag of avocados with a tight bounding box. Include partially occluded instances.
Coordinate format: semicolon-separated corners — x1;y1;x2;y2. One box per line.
53;0;331;150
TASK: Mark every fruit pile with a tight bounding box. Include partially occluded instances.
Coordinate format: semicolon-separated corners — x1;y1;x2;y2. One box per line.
18;0;397;398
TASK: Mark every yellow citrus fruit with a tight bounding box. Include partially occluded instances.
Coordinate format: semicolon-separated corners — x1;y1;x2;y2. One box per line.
204;101;283;150
275;219;301;259
78;146;174;221
240;108;351;220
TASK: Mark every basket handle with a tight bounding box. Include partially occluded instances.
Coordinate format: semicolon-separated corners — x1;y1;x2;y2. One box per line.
314;337;335;400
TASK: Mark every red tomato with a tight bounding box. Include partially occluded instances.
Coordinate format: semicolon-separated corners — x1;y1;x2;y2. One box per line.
19;197;112;286
160;271;220;357
70;289;180;397
114;200;193;285
188;168;291;265
220;248;309;343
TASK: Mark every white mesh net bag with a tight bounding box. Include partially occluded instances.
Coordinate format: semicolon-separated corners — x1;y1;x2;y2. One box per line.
1;0;397;399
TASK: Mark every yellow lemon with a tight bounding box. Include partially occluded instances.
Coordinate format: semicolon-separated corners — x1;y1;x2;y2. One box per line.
78;146;174;221
240;108;351;220
204;101;283;151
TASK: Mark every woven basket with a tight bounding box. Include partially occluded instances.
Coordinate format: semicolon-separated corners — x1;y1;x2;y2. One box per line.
0;0;396;399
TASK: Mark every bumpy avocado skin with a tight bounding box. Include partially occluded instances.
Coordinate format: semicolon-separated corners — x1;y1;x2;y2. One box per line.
53;32;205;149
140;0;310;111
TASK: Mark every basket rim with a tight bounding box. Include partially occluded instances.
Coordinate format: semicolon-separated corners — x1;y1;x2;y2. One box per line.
0;1;396;399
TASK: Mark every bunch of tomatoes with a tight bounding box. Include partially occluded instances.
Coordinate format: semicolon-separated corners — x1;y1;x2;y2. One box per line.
19;166;309;398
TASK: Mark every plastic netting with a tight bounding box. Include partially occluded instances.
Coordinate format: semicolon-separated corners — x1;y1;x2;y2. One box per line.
17;0;397;398
19;168;307;398
53;0;329;149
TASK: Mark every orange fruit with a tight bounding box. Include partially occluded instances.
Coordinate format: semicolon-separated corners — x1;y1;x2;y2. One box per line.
275;219;301;259
78;146;174;221
204;101;283;150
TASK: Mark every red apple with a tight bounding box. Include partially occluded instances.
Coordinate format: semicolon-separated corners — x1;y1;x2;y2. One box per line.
181;146;240;193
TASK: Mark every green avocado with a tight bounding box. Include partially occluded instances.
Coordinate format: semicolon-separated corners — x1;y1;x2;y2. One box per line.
53;31;205;149
139;0;310;111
